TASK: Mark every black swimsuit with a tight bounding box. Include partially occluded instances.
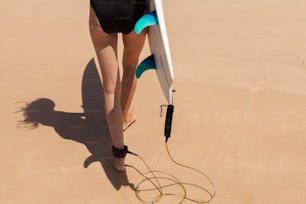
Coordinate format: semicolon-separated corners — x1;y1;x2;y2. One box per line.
90;0;147;34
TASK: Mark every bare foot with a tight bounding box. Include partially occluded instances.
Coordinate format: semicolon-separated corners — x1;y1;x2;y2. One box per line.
111;157;126;173
123;109;136;131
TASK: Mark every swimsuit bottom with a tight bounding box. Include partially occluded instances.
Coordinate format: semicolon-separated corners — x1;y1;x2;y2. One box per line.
90;0;147;34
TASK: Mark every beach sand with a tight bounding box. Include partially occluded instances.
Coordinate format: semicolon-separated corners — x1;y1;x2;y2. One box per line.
1;0;306;203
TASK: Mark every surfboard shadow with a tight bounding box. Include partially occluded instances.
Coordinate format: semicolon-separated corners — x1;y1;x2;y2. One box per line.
19;58;134;191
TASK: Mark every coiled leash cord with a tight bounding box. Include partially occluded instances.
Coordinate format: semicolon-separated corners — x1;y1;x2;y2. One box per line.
126;142;216;204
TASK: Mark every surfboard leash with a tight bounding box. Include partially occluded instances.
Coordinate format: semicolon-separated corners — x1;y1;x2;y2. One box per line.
126;141;216;203
126;89;216;203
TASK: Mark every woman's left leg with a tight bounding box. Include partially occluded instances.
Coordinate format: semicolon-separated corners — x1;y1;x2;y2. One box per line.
121;30;147;130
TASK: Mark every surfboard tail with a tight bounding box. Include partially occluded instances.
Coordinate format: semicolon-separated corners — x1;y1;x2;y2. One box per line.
134;0;175;140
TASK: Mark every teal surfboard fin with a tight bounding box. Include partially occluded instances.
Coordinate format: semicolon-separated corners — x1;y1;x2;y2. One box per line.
136;54;156;78
134;11;158;34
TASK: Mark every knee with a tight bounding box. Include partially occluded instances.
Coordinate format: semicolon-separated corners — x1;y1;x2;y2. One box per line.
103;93;116;114
103;89;121;108
123;56;139;71
103;89;116;102
123;64;137;73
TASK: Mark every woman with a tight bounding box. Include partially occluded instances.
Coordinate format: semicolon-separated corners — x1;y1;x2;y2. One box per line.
89;0;148;172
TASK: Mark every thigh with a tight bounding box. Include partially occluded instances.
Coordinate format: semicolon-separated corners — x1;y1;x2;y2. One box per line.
122;30;147;69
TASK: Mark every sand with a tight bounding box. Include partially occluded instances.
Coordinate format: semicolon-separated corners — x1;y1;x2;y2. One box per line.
1;0;306;203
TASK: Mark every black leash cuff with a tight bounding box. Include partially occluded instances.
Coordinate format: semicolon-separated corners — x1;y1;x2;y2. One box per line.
112;145;138;158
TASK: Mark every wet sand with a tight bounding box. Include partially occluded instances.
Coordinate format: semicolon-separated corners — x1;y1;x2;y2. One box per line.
1;0;306;203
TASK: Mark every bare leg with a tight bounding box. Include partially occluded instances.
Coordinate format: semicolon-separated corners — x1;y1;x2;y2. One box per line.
121;30;147;130
89;7;125;171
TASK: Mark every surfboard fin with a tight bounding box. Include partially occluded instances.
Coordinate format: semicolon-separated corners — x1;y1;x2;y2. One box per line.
134;11;158;34
136;54;156;78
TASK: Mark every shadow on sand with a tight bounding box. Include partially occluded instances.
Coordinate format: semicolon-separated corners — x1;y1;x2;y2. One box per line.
19;58;135;191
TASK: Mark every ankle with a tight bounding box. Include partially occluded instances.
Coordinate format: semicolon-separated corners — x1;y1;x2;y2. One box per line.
112;145;128;158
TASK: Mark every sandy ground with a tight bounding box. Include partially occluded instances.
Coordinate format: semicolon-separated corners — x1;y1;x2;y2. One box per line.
1;0;306;203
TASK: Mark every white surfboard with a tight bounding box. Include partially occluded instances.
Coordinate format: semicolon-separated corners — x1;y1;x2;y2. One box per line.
135;0;174;141
135;0;174;105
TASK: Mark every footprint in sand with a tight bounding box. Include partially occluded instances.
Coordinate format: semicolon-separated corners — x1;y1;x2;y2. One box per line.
238;78;267;93
248;79;267;93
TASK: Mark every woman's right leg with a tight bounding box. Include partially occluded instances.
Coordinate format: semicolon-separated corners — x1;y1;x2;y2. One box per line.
89;7;125;171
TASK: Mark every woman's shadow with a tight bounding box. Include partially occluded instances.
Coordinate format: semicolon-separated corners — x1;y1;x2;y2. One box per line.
20;59;134;190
